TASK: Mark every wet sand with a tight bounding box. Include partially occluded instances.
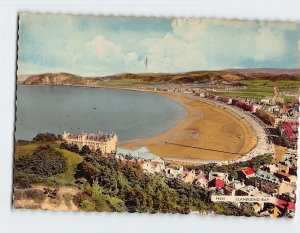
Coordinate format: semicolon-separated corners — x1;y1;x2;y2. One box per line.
120;93;258;161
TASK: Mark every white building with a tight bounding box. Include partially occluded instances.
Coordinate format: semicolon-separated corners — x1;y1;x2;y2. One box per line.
141;157;166;174
62;131;118;154
208;171;229;184
165;165;184;179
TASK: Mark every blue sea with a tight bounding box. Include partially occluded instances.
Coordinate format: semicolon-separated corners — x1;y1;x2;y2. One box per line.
15;86;186;141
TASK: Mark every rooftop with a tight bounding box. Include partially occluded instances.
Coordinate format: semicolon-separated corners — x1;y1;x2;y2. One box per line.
255;170;281;184
117;147;157;160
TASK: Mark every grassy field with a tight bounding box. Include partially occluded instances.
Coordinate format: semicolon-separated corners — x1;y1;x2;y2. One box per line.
212;79;299;99
14;141;83;185
54;149;83;182
14;141;61;159
94;79;156;87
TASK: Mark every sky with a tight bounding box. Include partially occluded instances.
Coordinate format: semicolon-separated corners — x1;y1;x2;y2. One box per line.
18;13;300;76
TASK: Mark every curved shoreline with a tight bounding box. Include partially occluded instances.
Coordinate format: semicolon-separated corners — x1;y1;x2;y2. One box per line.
121;92;258;161
21;84;262;162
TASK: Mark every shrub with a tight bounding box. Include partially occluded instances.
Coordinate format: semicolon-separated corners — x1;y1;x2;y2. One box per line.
31;145;67;177
13;172;40;188
33;132;58;142
13;190;24;200
81;200;97;212
63;194;73;208
60;142;79;154
23;189;46;204
79;145;91;156
14;145;67;178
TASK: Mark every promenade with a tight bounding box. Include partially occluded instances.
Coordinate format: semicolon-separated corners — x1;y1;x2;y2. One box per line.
182;94;275;165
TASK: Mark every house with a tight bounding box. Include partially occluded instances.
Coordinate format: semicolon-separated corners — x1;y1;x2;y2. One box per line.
223;185;235;195
195;172;208;189
208;171;229;184
250;170;281;195
274;171;297;183
235;185;270;212
141;157;165;174
278;182;297;198
228;179;246;190
182;169;196;184
216;96;232;105
275;194;296;217
260;97;271;104
208;178;225;189
237;168;256;185
279;121;298;149
165;165;184;179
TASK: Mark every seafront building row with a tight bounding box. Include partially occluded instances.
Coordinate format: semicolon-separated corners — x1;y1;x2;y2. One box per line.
113;146;297;218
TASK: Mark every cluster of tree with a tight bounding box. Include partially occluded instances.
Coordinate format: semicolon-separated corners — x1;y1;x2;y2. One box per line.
60;142;80;153
59;143;93;156
14;145;67;187
192;154;273;179
33;133;58;142
73;155;252;216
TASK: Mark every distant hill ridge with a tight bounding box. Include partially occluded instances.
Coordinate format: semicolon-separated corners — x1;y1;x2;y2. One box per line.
21;69;300;85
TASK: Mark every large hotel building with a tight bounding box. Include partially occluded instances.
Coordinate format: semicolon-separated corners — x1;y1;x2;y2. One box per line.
62;131;118;154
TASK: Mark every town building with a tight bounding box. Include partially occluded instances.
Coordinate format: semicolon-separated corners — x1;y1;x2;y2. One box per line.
250;170;281;195
165;165;184;179
237;168;256;185
141;158;166;174
182;169;196;184
195;172;208;189
62;131;118;154
279;121;298;149
208;171;229;189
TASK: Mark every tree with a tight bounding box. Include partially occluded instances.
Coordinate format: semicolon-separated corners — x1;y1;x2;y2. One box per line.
80;145;91;156
33;133;58;142
70;144;80;154
59;142;80;154
30;145;67;177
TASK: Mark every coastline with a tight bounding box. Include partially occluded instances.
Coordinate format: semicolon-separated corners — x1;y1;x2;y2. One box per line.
121;92;258;161
20;84;258;161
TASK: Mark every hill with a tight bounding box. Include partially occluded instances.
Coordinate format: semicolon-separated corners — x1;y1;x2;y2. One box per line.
22;72;86;85
106;71;245;84
20;69;300;87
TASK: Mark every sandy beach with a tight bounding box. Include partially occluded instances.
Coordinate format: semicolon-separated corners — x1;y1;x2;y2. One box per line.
120;93;258;161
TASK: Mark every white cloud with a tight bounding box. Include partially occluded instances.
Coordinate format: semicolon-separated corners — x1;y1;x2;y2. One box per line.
254;27;286;61
90;35;122;58
18;14;300;76
143;33;207;72
142;18;292;72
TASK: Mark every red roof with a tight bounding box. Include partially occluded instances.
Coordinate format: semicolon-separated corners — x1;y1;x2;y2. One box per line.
282;121;299;141
215;179;225;188
277;199;295;211
277;199;287;209
244;168;255;176
288;201;295;211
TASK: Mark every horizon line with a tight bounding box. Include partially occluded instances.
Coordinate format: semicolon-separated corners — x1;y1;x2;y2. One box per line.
17;67;300;78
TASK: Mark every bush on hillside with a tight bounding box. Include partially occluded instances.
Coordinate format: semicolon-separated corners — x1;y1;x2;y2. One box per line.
15;145;67;178
33;132;58;142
